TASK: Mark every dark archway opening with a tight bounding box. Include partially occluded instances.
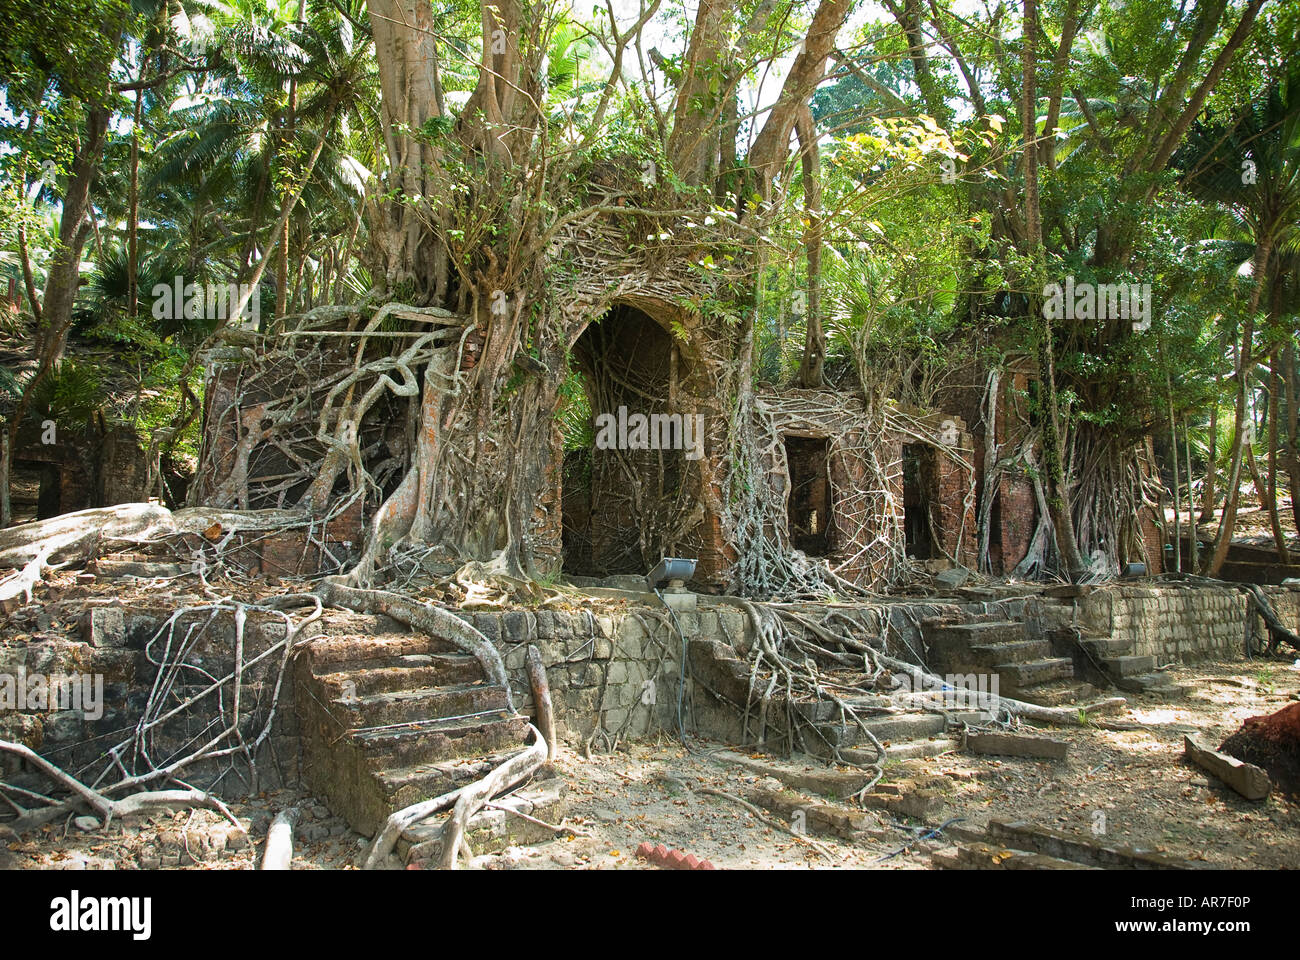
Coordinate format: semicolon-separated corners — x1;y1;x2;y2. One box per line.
561;304;691;577
903;443;936;559
785;436;832;556
10;459;61;523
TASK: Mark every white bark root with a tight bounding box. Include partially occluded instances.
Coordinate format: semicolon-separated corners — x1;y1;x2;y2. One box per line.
439;724;547;870
0;503;314;602
261;808;300;870
0;739;238;833
361;724;547;870
871;652;1127;725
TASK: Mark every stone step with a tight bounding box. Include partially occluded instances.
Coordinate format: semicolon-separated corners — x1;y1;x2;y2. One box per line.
985;820;1195;869
1100;654;1157;677
375;750;524;812
397;777;568;864
943;841;1099;870
920;612;1012;629
927;620;1026;646
1079;635;1134;657
965;639;1052;666
1009;680;1096;707
1114;673;1188;698
814;709;990;752
884;737;961;761
994;657;1075;691
335;683;509;727
315;655;485;696
352;713;530;767
857;712;947;743
304;633;462;668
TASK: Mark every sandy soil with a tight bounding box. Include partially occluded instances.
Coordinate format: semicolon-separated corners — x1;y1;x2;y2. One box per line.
5;657;1297;871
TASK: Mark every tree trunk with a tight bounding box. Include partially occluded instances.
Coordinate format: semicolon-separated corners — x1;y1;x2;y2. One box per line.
127;86;142;317
1265;349;1289;562
35;104;111;365
1200;400;1219;523
1203;237;1269;576
231;99;338;322
1286;337;1300;533
1022;0;1086;580
794;104;825;388
367;0;452;303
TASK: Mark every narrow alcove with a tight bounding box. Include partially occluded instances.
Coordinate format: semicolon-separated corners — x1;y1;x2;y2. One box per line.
902;443;935;559
785;436;832;556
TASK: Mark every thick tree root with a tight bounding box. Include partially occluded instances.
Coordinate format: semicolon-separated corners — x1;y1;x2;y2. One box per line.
316;579;513;711
261;808;300;870
871;650;1127;725
0;503;314;602
361;724;547;869
526;644;557;761
439;725;547;869
0;739;238;835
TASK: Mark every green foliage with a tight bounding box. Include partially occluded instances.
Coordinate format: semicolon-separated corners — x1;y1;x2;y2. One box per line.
28;359;105;428
556;357;593;451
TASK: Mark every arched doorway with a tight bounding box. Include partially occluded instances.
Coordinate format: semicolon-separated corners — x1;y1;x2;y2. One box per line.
561;304;701;577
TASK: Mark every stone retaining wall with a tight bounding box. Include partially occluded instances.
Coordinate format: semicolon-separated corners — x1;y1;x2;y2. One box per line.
0;600;301;791
451;604;750;744
1074;584;1300;662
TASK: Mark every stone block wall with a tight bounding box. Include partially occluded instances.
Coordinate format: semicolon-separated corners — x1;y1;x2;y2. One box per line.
1075;584;1300;662
452;603;750;745
0;601;302;791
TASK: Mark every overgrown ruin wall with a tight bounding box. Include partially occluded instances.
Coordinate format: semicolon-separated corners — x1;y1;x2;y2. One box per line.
0;599;300;791
1072;584;1300;662
7;584;1298;800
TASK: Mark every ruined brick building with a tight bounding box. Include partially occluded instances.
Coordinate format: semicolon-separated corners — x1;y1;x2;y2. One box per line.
192;296;1170;592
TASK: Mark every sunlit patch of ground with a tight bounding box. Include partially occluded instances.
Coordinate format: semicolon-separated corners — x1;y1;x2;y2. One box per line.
4;658;1298;870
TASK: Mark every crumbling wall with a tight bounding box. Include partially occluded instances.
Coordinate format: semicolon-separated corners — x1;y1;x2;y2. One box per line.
755;389;977;587
0;599;302;791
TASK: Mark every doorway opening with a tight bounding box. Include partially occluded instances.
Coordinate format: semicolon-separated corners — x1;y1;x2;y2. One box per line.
561;304;686;577
902;443;935;559
785;436;832;556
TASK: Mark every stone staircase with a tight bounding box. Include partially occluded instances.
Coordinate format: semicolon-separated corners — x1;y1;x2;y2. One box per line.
923;614;1082;705
1059;627;1186;698
687;636;992;760
294;611;564;859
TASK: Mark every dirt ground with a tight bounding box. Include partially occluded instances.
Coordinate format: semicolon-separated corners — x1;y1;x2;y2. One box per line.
3;655;1298;871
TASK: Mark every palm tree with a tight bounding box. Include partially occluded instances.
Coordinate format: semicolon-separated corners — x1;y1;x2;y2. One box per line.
1177;64;1300;572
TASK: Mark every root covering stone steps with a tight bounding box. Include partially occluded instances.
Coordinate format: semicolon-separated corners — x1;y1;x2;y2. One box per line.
686;635;993;760
398;777;569;865
295;610;546;838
